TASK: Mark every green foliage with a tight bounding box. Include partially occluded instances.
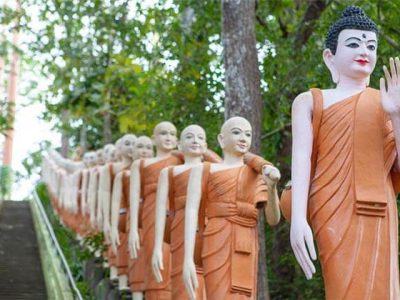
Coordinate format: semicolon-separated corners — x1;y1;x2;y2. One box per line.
0;101;15;135
0;165;13;200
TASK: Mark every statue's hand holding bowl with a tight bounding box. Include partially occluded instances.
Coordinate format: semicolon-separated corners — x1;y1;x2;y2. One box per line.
262;165;281;188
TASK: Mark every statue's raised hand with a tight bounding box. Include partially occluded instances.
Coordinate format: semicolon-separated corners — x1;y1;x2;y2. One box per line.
262;165;281;189
380;57;400;114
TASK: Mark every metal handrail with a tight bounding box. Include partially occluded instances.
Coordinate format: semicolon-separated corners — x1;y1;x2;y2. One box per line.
32;189;84;300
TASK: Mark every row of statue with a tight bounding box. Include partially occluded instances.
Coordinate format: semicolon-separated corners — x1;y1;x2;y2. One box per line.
42;117;280;300
42;6;400;300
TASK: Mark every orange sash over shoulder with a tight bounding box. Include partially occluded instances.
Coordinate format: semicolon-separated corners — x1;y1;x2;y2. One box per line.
354;88;387;217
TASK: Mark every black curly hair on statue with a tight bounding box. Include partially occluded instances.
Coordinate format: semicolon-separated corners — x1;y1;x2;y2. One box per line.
325;6;378;54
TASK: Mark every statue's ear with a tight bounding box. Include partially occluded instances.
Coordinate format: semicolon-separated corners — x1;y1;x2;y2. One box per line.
217;133;224;149
177;141;182;151
323;49;340;84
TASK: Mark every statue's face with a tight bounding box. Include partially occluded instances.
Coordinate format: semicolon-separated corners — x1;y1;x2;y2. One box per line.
134;137;153;159
332;29;377;80
103;145;116;162
180;125;207;157
219;117;252;155
89;153;97;166
120;135;136;159
109;148;117;162
83;153;90;165
84;152;97;167
96;150;104;165
153;122;177;151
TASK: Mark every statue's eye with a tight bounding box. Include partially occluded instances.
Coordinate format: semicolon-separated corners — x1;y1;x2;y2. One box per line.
232;130;241;135
346;42;359;48
367;45;376;51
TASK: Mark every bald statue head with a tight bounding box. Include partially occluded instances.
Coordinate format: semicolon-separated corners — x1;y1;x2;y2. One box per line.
103;144;117;163
83;151;97;167
152;121;177;151
119;134;137;159
96;149;105;165
179;124;207;157
133;135;154;159
218;117;252;155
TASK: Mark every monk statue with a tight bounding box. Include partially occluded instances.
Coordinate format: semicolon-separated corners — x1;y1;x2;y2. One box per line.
126;135;154;300
98;134;136;282
97;144;117;234
129;121;183;300
73;152;94;239
183;117;281;299
46;150;97;232
106;134;139;291
290;6;400;299
152;125;221;300
88;147;105;230
96;148;105;165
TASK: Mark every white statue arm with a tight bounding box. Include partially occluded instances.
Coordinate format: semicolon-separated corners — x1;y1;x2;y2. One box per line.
71;171;82;213
80;170;89;215
381;57;400;168
129;160;141;258
97;166;107;235
261;165;281;225
49;149;84;173
183;165;203;300
96;170;103;229
110;172;123;254
100;165;112;239
64;174;72;211
88;169;97;226
152;167;169;283
290;92;317;280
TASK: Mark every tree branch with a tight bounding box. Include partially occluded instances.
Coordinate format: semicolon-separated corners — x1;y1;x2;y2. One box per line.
294;0;330;47
261;123;291;140
381;32;400;51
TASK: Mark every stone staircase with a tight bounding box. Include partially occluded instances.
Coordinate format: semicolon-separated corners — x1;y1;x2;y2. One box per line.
0;201;47;300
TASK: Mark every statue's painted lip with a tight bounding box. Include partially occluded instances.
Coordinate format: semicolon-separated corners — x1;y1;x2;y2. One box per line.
355;59;369;65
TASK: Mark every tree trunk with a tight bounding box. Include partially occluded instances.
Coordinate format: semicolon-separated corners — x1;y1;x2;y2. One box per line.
60;110;69;158
222;0;262;153
80;122;87;153
103;110;112;144
221;1;269;299
2;17;20;168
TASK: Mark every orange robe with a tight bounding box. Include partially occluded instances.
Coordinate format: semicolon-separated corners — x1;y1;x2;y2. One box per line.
117;170;130;275
127;215;146;292
104;164;117;268
202;165;267;299
141;156;182;299
76;169;94;237
308;90;400;299
169;169;205;300
128;164;145;292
